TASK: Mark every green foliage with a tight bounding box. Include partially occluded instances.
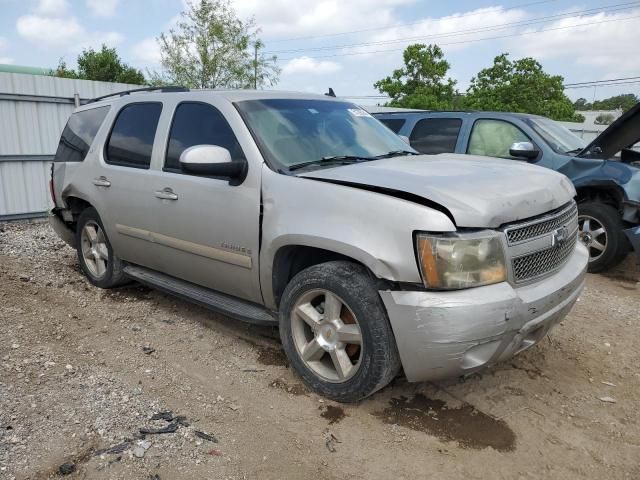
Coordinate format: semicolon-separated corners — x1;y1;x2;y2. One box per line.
53;59;79;79
374;44;458;110
157;0;279;89
573;97;589;110
574;93;639;112
464;54;582;121
53;45;146;85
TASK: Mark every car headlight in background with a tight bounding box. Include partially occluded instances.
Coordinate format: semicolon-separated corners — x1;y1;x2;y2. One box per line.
415;232;507;290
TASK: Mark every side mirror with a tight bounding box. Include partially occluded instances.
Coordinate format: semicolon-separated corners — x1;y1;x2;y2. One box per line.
509;141;539;160
398;135;410;145
179;145;247;181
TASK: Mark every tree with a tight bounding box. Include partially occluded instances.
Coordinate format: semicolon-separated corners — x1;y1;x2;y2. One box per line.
594;94;638;111
53;59;79;79
374;44;457;110
157;0;279;89
53;45;146;84
573;97;590;111
465;53;583;122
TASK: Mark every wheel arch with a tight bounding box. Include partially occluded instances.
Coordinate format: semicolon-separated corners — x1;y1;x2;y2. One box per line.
575;184;625;211
265;240;394;310
55;188;99;231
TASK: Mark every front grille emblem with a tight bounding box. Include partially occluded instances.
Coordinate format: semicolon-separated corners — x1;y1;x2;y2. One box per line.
551;226;569;249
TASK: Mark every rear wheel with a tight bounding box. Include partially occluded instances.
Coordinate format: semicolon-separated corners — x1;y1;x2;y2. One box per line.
578;201;628;273
279;261;401;402
75;207;128;288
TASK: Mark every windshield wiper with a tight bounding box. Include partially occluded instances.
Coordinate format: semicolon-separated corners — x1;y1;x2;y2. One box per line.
564;148;584;155
288;155;374;171
374;150;419;159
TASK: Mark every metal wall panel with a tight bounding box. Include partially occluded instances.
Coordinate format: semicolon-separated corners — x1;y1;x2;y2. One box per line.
0;72;138;219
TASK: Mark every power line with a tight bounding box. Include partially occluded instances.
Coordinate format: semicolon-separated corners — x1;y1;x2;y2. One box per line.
565;80;640;89
266;2;640;55
264;0;561;43
276;14;640;61
564;76;640;86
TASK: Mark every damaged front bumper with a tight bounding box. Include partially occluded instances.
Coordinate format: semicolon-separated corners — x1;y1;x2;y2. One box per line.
380;243;588;383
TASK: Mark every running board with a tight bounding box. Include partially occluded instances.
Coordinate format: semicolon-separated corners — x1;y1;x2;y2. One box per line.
123;265;277;326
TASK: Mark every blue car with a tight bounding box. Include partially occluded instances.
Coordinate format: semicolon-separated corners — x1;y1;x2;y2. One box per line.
373;106;640;272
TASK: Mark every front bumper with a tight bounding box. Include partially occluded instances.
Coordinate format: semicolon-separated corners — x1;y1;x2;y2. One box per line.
380;243;589;382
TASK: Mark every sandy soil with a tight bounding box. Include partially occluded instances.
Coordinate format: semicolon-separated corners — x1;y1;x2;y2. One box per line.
0;221;639;480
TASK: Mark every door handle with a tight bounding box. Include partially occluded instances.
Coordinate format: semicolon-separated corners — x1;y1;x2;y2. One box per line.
92;176;111;187
154;188;178;201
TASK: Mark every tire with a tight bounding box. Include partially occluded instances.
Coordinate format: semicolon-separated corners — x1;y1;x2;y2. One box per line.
578;201;629;273
75;207;128;288
279;261;401;403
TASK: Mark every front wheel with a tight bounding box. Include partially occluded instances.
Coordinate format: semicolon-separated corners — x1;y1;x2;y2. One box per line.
279;261;401;403
578;201;628;273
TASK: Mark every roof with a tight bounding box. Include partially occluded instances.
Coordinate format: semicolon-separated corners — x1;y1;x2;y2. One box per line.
363;105;428;114
370;109;548;120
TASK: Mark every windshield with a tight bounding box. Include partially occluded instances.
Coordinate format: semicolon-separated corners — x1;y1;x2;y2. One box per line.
236;99;414;171
525;117;587;154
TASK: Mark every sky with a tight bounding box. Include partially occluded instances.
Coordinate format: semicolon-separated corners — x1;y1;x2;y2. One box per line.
0;0;639;104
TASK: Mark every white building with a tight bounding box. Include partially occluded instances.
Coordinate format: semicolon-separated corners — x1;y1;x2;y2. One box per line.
0;65;137;220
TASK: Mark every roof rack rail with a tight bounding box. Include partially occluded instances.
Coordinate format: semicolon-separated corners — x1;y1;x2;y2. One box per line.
89;86;189;104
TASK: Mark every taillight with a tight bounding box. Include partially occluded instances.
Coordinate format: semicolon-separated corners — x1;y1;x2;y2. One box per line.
49;164;57;208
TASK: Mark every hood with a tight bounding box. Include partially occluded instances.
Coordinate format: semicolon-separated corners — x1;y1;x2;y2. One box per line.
577;102;640;160
300;154;576;228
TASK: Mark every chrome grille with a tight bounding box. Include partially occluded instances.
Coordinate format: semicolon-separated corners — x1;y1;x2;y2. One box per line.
512;233;577;282
504;201;579;283
505;202;578;245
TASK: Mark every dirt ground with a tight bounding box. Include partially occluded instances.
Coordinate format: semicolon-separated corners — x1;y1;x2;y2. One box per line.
1;221;639;480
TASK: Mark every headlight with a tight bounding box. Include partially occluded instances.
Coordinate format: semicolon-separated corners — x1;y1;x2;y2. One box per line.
415;232;507;290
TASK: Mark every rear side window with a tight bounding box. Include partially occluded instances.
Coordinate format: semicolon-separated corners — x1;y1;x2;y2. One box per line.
54;106;109;162
379;118;406;134
410;118;462;154
165;102;245;172
106;103;162;169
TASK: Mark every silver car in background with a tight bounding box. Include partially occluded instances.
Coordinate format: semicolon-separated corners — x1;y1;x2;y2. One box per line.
49;89;588;402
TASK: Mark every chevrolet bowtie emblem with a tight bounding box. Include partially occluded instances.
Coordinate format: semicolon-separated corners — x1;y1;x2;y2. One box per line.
551;226;569;249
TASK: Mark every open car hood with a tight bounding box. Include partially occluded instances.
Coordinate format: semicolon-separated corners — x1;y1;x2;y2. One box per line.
577;102;640;161
300;154;576;228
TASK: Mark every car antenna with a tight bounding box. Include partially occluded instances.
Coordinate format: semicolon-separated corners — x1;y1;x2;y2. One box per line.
325;87;336;97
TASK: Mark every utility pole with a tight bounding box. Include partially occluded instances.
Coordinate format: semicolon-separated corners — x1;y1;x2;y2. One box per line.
253;42;258;90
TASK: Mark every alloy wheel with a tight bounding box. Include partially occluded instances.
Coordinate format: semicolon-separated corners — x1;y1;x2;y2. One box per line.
290;289;363;383
578;215;608;262
80;220;109;279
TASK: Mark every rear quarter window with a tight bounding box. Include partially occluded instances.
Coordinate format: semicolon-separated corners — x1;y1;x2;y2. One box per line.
379;118;406;134
53;106;110;162
410;118;462;154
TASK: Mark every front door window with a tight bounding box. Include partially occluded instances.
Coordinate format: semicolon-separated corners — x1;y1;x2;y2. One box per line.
468;119;531;158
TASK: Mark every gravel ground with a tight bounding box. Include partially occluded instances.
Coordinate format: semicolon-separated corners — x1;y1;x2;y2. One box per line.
0;221;639;479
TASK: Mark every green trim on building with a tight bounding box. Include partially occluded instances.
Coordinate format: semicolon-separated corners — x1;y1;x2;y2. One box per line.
0;64;52;76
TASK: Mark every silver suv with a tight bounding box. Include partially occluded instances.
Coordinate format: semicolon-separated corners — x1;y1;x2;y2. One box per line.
49;88;588;402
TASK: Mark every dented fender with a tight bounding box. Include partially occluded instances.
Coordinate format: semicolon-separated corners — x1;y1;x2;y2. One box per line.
259;165;456;310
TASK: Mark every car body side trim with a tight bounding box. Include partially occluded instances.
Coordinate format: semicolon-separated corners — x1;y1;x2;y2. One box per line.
115;224;252;269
